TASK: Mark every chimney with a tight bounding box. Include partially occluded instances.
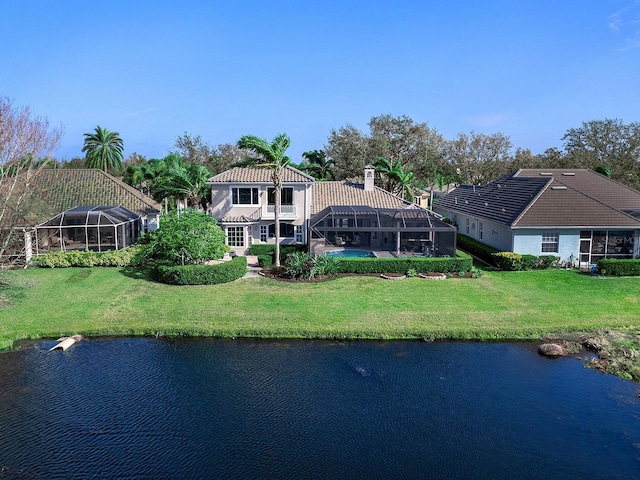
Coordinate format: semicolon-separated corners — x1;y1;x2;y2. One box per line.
364;165;375;191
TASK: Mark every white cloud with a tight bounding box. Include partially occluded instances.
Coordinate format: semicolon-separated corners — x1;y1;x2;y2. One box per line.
124;108;160;118
608;0;640;50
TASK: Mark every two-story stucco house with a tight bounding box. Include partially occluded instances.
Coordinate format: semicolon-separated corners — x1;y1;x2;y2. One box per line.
207;166;315;253
208;165;457;256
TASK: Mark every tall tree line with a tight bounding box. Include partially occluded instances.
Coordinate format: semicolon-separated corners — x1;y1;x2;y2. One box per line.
324;115;640;191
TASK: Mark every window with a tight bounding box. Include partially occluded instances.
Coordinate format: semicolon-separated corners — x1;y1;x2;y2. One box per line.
232;187;259;205
541;232;558;253
268;222;295;238
479;222;483;240
227;227;244;247
267;187;293;205
295;225;303;243
466;219;470;234
260;225;267;242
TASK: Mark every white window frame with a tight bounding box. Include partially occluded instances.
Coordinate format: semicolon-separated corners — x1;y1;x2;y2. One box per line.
231;187;259;205
260;225;267;243
541;232;559;253
295;225;303;243
227;226;245;247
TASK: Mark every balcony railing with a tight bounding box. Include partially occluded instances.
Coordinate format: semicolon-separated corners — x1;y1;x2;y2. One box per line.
266;204;296;215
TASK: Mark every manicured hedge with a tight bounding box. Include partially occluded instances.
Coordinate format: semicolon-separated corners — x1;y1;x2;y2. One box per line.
248;244;307;265
492;252;560;271
598;258;640;276
335;250;473;274
153;256;247;285
34;246;144;268
457;234;500;265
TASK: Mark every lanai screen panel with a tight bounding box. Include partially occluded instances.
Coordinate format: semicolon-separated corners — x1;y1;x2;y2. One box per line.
36;206;141;253
309;206;457;255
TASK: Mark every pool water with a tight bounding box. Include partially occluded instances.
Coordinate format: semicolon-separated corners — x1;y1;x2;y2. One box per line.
326;249;375;258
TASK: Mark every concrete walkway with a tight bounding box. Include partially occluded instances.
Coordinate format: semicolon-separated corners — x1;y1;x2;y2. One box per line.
243;255;262;278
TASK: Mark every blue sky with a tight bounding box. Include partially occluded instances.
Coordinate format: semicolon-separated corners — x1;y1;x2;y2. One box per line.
2;1;639;163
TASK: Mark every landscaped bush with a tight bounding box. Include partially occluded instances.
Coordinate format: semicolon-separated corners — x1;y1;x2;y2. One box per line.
144;211;227;265
154;255;247;285
457;234;500;265
521;254;537;270
492;252;560;271
598;258;640;276
257;254;273;268
248;244;307;264
248;244;277;256
537;255;560;269
283;252;340;280
335;251;473;274
492;252;524;271
34;246;144;268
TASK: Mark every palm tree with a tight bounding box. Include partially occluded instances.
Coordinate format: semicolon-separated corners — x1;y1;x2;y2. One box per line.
374;156;396;191
375;156;416;202
394;168;415;202
82;126;124;173
154;155;211;210
237;133;291;267
299;149;333;181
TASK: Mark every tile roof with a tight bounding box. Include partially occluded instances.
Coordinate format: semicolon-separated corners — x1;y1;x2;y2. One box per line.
434;177;550;226
2;169;161;227
311;181;413;215
435;169;640;229
514;169;640;210
208;165;315;183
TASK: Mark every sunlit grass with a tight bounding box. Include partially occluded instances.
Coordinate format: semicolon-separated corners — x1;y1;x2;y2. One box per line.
1;267;639;349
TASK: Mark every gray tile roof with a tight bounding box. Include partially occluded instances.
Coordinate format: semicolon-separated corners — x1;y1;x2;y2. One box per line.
436;169;640;229
311;181;413;215
434;177;550;226
208;165;315;184
2;169;161;227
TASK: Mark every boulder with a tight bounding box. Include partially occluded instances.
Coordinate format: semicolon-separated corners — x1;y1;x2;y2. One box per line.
538;343;568;357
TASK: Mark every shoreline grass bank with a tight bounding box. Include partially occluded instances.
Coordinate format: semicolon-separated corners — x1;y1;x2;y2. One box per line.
1;267;639;379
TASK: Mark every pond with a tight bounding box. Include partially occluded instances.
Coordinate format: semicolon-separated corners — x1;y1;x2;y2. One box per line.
0;338;639;479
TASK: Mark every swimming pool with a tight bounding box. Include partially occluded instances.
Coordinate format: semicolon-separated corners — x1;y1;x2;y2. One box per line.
325;249;376;258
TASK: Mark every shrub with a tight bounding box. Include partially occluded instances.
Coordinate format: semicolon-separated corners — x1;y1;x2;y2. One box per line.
537;255;560;269
283;252;340;280
154;255;247;285
492;252;561;271
34;246;145;268
335;251;472;274
597;258;640;276
457;234;500;265
248;244;307;265
492;252;523;271
248;244;276;256
284;252;313;279
257;254;273;268
146;211;227;265
34;250;71;268
521;254;537;270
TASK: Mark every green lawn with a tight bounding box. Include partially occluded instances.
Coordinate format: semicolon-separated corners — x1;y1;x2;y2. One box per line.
1;267;639;350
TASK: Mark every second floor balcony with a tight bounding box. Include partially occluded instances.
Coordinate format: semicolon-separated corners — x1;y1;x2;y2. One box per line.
264;204;298;219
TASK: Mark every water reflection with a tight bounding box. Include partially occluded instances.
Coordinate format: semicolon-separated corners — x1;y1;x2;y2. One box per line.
0;338;638;479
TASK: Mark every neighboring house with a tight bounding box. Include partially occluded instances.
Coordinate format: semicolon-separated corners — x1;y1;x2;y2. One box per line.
208;165;456;256
1;168;161;263
433;169;640;267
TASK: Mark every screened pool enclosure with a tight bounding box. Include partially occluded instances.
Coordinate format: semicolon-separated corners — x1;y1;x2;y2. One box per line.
309;206;457;256
35;206;141;253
